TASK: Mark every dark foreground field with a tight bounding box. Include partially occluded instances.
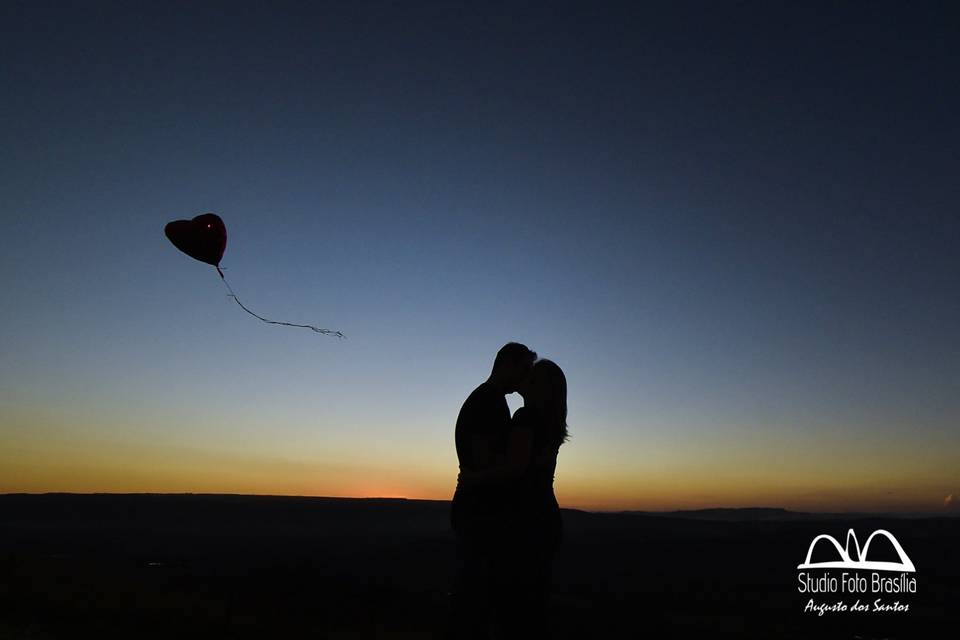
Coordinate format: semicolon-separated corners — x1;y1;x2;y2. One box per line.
0;494;956;639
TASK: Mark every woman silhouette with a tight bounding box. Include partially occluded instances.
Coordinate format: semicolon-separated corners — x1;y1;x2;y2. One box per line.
457;359;569;639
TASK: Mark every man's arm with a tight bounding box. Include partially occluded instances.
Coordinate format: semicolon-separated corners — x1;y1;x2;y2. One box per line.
459;426;533;486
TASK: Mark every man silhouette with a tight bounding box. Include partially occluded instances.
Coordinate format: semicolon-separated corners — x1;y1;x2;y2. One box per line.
448;342;537;639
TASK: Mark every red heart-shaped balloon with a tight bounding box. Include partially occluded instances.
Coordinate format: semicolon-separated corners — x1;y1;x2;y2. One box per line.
165;213;227;267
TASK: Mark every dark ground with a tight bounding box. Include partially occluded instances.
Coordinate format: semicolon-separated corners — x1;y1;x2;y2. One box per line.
0;494;956;639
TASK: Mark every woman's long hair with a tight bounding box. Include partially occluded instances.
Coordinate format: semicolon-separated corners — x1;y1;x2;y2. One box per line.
528;359;570;447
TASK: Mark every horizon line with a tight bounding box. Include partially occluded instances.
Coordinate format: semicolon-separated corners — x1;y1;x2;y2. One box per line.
1;491;956;517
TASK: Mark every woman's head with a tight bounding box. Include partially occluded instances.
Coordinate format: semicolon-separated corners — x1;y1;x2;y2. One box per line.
522;359;569;446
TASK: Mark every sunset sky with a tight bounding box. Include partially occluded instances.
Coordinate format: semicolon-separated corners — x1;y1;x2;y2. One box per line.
2;2;957;513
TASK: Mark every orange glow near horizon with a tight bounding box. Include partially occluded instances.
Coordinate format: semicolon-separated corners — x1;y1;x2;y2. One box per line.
2;439;956;514
3;406;957;514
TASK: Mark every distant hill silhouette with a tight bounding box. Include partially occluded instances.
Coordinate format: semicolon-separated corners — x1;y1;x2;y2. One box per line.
625;507;807;520
618;506;954;520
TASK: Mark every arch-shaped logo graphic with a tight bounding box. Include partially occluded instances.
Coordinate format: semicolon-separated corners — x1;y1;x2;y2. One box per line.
797;529;915;572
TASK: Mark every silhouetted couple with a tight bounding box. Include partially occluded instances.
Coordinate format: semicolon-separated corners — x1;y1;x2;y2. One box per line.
448;343;569;640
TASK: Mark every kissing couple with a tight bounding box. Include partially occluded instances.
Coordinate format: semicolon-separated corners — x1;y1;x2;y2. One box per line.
448;343;569;640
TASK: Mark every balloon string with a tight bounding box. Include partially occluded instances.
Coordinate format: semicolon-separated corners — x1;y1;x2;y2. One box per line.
216;267;345;338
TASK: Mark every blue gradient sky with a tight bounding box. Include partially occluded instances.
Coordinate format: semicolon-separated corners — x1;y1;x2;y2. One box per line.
2;1;958;511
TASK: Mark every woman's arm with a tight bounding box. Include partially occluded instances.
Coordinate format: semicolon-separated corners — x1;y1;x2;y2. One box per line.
458;426;533;487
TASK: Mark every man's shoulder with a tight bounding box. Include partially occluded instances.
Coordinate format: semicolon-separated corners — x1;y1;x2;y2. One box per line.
463;381;499;406
457;382;503;423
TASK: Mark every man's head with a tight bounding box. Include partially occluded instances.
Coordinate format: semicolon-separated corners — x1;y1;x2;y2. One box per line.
489;342;537;394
